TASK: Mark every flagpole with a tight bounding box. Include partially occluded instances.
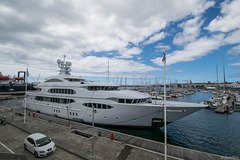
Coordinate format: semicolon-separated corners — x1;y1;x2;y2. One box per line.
162;43;167;160
24;68;28;124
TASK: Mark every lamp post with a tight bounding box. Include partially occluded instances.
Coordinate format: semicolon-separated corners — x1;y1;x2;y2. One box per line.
162;43;167;160
24;68;28;124
91;90;96;159
91;103;95;158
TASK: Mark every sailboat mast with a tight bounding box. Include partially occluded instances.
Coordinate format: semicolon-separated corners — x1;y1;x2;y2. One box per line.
216;65;218;91
223;55;226;93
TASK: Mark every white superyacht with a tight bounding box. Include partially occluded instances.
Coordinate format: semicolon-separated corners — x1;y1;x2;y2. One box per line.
26;58;206;127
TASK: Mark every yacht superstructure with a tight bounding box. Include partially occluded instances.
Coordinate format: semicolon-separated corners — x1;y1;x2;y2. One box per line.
26;58;206;127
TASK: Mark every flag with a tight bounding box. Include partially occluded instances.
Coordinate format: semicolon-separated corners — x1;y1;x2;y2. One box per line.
162;52;166;64
26;67;29;77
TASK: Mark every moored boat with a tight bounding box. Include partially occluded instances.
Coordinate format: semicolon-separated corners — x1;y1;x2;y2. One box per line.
25;57;207;127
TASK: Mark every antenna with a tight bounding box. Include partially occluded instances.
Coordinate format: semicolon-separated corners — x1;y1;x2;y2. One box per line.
57;55;72;75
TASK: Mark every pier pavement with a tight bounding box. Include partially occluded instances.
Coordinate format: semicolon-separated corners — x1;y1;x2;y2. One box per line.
0;106;238;160
0;91;25;100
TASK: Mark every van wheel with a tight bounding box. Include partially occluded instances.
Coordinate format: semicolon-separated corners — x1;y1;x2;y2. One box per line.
34;152;38;158
24;144;27;150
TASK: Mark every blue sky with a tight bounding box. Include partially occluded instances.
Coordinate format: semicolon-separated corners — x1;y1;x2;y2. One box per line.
0;0;240;84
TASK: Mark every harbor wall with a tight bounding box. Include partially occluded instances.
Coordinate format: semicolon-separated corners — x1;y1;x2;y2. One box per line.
0;106;238;160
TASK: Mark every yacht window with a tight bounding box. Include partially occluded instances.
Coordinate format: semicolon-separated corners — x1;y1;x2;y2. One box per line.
83;103;113;109
118;99;124;103
133;99;137;104
64;78;85;82
126;99;132;104
34;96;75;104
47;88;76;94
102;104;107;109
87;86;119;91
76;113;78;116
45;78;63;82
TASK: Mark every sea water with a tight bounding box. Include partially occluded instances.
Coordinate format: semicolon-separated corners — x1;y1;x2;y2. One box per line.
107;92;240;158
1;92;239;158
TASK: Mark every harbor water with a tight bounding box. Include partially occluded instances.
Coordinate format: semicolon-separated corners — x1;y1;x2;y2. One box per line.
0;92;239;158
107;92;240;159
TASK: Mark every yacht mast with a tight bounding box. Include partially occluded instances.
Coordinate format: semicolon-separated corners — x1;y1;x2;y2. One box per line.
223;55;226;93
216;65;218;91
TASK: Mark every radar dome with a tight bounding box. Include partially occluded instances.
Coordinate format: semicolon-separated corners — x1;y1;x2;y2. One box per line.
67;62;72;66
57;59;61;64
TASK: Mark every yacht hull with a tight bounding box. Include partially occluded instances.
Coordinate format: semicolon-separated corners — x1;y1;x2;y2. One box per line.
26;99;205;127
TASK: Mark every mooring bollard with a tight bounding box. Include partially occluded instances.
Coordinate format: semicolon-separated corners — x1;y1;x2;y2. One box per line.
98;129;101;137
111;132;113;141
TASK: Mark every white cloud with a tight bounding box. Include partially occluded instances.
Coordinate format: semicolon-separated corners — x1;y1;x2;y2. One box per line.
205;0;240;32
176;70;184;73
229;62;240;66
152;34;225;66
0;0;215;54
0;0;215;80
173;16;204;45
228;44;240;56
72;56;158;74
155;43;171;51
224;29;240;44
118;47;142;59
144;32;165;45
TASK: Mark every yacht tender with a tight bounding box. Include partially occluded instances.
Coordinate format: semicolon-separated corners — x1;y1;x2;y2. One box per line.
25;58;206;127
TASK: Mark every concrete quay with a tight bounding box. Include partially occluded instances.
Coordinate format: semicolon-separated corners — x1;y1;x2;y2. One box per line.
0;91;25;100
0;106;238;160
